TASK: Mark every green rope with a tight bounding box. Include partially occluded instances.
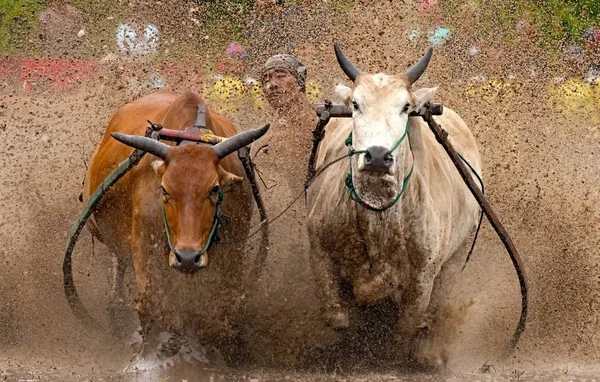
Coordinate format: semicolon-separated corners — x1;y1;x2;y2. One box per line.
162;191;224;256
63;144;149;328
344;123;414;211
343;126;484;215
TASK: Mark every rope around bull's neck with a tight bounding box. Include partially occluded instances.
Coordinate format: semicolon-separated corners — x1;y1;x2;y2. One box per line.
344;124;414;212
222;134;484;246
224;126;414;242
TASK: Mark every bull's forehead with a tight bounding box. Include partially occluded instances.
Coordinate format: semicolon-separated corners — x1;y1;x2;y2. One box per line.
354;73;411;107
163;145;219;193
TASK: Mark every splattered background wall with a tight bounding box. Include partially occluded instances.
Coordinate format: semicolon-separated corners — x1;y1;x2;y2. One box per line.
1;0;600;380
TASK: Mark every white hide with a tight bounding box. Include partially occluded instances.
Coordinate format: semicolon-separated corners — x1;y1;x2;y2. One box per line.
306;72;482;365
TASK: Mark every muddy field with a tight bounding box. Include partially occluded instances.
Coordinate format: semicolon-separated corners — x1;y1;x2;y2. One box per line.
2;0;600;380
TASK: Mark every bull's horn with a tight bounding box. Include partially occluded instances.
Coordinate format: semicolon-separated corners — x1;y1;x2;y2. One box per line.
213;124;270;159
334;42;360;82
405;47;433;85
111;133;171;159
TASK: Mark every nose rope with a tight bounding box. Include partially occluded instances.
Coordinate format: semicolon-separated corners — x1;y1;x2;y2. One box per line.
344;122;415;212
161;191;224;260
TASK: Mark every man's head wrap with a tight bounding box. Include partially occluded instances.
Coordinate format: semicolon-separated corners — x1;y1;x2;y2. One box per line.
263;54;307;92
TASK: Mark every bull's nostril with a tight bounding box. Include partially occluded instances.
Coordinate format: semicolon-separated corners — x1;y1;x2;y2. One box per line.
194;254;201;264
384;154;394;166
175;254;182;264
364;152;372;164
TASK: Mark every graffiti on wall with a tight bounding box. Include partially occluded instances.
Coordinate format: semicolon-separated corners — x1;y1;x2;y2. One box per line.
0;58;99;95
116;24;160;58
408;26;451;47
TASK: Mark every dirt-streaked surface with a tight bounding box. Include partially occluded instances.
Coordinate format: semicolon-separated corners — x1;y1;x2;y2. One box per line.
2;0;600;380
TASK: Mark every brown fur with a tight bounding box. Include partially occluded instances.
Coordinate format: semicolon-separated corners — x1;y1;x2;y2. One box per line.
82;91;254;343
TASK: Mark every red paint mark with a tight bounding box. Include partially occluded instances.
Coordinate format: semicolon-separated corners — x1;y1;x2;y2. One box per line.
0;57;100;92
0;57;210;94
18;58;99;89
420;0;438;12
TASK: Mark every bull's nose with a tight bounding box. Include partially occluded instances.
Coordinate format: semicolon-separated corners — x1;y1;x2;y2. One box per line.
173;249;206;273
363;146;394;173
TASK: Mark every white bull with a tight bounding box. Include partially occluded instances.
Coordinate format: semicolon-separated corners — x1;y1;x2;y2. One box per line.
306;43;482;366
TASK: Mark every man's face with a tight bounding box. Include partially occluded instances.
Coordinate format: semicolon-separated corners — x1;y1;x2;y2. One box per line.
261;68;301;109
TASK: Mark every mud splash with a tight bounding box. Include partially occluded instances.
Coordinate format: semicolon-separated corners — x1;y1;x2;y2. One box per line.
2;0;600;379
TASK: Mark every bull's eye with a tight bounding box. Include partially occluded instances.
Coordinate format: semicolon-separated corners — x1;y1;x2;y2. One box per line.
352;101;359;112
210;184;220;196
402;103;410;113
161;185;171;203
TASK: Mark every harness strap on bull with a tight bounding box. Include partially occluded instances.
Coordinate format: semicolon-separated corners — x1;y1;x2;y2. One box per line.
162;191;225;256
308;101;527;353
419;107;528;351
63;103;270;329
343;124;415;212
305;99;333;192
238;145;269;242
62;128;160;329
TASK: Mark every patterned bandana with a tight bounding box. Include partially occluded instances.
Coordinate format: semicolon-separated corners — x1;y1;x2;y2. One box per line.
263;54;307;92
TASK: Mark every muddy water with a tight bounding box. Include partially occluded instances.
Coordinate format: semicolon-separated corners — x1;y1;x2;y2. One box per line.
3;361;600;381
2;0;600;380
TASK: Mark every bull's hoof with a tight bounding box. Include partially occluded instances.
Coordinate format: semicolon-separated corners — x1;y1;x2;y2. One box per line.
410;324;449;372
125;332;209;372
323;307;349;330
393;324;448;372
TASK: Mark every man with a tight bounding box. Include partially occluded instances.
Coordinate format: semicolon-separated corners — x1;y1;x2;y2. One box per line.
240;53;323;366
261;53;312;113
257;53;317;192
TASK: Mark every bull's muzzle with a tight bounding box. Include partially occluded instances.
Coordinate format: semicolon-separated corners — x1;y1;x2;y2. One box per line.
362;146;394;174
171;249;208;274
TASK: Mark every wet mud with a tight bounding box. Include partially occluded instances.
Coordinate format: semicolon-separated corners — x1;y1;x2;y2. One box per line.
2;0;600;380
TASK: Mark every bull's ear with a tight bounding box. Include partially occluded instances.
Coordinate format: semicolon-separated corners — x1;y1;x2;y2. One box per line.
335;84;352;107
218;165;243;190
151;160;166;179
413;87;438;114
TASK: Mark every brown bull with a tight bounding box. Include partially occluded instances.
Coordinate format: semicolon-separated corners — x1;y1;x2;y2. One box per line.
82;91;269;355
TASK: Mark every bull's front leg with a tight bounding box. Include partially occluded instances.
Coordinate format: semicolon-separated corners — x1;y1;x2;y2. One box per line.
395;266;437;350
309;241;349;330
108;254;129;339
130;212;158;340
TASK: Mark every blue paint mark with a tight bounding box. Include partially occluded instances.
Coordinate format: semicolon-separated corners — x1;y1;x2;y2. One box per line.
427;26;451;46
